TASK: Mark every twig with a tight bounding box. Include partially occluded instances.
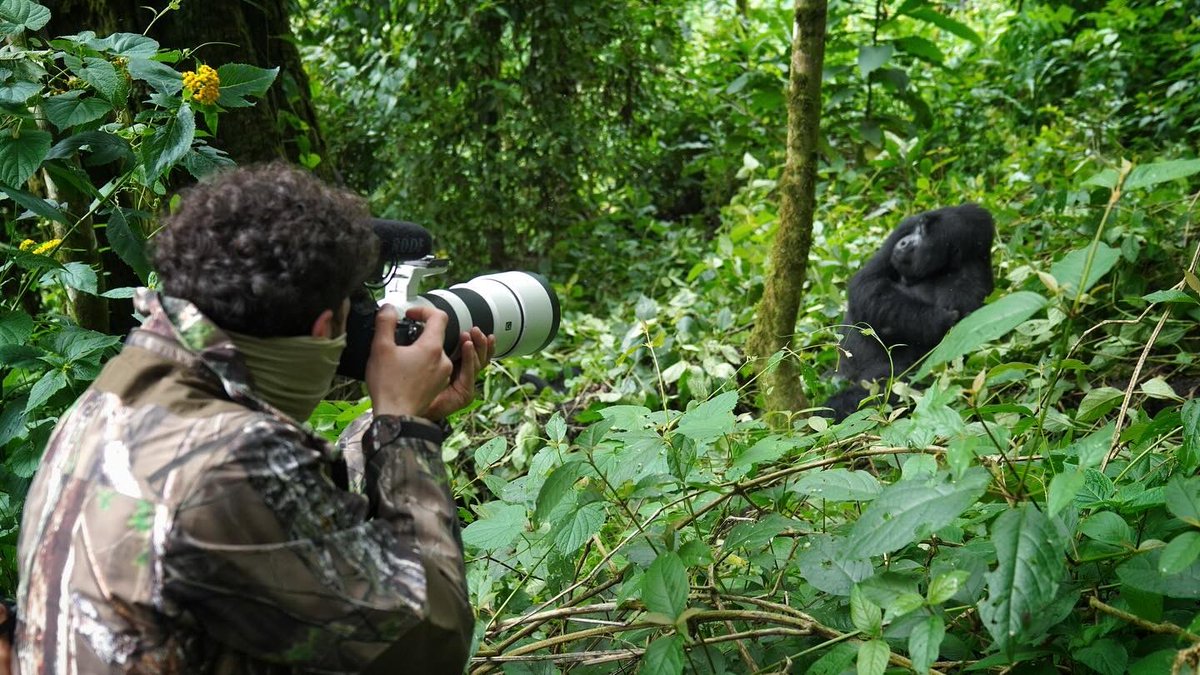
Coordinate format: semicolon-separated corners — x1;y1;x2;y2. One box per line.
1089;597;1200;643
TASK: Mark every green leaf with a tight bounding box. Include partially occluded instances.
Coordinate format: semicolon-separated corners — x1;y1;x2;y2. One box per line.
0;185;67;224
99;287;135;299
534;460;584;524
0;0;50;36
127;58;183;95
903;7;983;44
723;513;791;553
642;552;688;619
639;636;684;675
1160;532;1200;574
545;413;566;443
1050;243;1120;295
1124;159;1200;191
1128;650;1177;675
91;33;159;59
44;91;111;131
1073;639;1127;675
48;130;135;166
1046;470;1085;517
1142;289;1197;304
844;468;990;558
1181;399;1200;473
142;103;195;182
0;80;41;104
856;639;889;675
916;292;1047;378
1076;386;1123;422
884;592;925;621
77;57;123;103
473;436;506;468
1165;475;1200;527
908;615;945;674
858;45;894;78
894;36;944;64
179;144;234;179
1078;512;1132;547
0;309;34;346
51;326;119;361
1082;168;1118;189
806;643;857;675
104;208;152;282
0;128;51;188
793;469;883;502
927;570;970;604
1117;550;1200;598
460;502;525;553
978;504;1068;655
25;369;67;412
850;585;882;635
676;390;736;443
215;63;280;108
797;535;873;596
41;262;98;295
550;501;605;553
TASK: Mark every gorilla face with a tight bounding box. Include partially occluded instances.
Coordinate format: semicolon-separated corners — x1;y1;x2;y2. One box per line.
889;216;952;283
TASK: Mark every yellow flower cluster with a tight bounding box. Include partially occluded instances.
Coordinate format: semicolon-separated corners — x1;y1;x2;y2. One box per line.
18;238;62;255
182;64;220;105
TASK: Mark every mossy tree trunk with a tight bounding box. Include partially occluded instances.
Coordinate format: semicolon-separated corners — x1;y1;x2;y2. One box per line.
745;0;828;418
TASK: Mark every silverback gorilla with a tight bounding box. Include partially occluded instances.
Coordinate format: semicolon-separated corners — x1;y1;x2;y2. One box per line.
824;204;995;420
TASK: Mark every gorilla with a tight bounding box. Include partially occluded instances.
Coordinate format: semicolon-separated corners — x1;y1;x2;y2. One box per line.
824;204;995;420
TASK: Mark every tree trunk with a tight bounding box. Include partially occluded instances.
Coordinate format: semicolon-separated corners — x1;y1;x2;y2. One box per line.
746;0;827;419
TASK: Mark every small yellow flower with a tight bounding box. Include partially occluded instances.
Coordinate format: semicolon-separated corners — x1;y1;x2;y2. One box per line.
18;238;36;251
33;239;62;255
182;64;220;105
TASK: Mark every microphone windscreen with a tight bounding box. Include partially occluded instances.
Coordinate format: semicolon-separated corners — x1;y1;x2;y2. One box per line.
370;218;433;262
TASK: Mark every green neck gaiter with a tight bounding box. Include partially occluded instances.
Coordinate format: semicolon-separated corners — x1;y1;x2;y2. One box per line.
225;330;347;423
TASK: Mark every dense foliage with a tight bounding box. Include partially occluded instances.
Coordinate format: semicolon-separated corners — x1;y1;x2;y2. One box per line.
4;0;1200;672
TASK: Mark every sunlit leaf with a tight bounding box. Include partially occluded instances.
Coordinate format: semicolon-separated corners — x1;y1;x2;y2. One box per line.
916;292;1047;378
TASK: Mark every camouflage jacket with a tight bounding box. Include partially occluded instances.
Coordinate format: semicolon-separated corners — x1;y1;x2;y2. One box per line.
14;291;473;674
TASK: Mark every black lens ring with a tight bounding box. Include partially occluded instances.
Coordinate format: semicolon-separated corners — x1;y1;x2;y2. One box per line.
423;294;462;355
444;287;495;337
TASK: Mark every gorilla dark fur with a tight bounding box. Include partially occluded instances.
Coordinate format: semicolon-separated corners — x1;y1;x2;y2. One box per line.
824;204;995;420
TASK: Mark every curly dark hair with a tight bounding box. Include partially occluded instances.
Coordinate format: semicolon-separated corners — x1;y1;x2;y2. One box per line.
154;163;378;337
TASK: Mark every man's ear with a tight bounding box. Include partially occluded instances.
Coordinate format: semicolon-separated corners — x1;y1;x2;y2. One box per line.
311;308;335;338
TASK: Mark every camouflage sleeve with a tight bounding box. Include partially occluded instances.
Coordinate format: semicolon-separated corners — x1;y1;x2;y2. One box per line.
164;413;473;673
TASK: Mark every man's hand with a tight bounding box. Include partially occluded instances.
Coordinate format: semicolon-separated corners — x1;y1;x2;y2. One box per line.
366;305;454;418
424;326;496;421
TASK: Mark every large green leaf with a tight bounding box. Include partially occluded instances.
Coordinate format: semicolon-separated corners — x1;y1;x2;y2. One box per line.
40;262;98;295
0;80;41;105
550;501;606;553
908;615;945;675
89;33;159;59
0;127;51;188
676;390;736;443
903;7;983;44
47;130;135;167
797;534;873;596
978;504;1068;655
793;469;882;502
44;91;112;131
856;639;889;675
641;552;688;618
534;460;584;524
0;309;34;346
1164;475;1200;527
0;0;50;36
0;185;68;224
1050;243;1120;295
916;292;1047;378
77;57;123;103
215;63;280;108
843;468;990;558
857;45;893;78
640;636;683;675
24;369;67;413
127;58;182;95
460;502;525;553
104;208;152;282
1116;550;1200;599
894;36;944;65
142;103;195;182
1123;159;1200;191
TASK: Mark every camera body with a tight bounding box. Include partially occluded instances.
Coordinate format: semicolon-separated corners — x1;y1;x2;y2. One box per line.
336;222;561;381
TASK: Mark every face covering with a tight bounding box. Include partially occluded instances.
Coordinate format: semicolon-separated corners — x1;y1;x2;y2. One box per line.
225;331;347;423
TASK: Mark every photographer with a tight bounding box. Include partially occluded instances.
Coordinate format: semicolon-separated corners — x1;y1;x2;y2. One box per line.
12;164;491;674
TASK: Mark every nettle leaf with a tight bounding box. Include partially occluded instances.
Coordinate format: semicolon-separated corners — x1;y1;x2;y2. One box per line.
0;309;34;346
916;292;1047;378
807;643;857;675
0;0;50;36
1078;511;1132;547
473;436;506;468
1076;386;1123;422
722;513;792;553
1160;531;1200;575
857;45;893;78
0;185;68;224
908;615;945;675
142;103;195;182
216;63;279;108
24;369;67;413
1165;475;1200;527
1050;243;1120;295
550;501;605;553
127;58;182;95
40;262;97;295
48;130;135;166
978;504;1068;655
0;127;51;188
1046;470;1085;517
1073;639;1128;675
856;639;889;675
927;571;971;605
534;460;585;524
105;208;152;283
78;57;122;102
641;552;688;619
179;144;234;179
1116;550;1200;599
640;636;683;675
50;326;119;361
90;32;159;59
793;468;882;502
797;534;873;596
0;80;41;104
1124;158;1200;191
850;585;882;635
44;91;112;131
676;390;736;443
460;501;525;553
843;468;990;558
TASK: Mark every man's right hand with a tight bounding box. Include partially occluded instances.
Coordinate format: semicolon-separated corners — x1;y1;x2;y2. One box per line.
366;304;454;418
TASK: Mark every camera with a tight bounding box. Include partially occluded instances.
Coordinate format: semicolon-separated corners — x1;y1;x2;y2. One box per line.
336;220;561;381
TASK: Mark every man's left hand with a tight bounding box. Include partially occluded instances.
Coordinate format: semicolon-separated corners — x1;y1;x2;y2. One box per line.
424;327;495;422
